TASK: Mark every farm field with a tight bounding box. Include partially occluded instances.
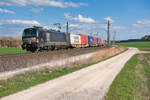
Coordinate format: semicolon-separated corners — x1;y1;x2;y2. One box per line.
117;41;150;51
0;48;27;55
106;53;150;100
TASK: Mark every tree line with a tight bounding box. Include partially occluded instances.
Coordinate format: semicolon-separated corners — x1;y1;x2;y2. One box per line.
0;36;22;48
141;35;150;41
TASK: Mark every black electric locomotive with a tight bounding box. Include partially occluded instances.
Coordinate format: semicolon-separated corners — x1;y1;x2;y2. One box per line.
22;26;70;52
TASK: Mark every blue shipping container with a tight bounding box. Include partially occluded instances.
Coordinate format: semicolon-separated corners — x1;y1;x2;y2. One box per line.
97;38;101;44
88;36;94;45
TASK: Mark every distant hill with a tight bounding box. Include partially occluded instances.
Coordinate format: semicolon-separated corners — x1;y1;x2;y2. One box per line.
141;35;150;41
116;35;150;42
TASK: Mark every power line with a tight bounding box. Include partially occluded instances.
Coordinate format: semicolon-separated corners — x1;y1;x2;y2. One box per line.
113;31;116;45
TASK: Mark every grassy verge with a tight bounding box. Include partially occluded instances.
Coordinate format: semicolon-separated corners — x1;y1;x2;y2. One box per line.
116;41;150;51
139;48;150;51
0;47;127;98
0;48;27;55
106;53;150;100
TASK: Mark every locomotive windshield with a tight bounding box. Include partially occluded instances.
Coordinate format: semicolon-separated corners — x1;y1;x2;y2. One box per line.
23;28;37;37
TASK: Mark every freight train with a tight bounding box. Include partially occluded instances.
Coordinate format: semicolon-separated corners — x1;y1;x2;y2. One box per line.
22;26;104;52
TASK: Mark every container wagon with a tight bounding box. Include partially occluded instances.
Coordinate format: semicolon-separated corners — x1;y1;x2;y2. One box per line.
93;37;98;46
100;38;104;46
97;38;101;46
88;36;94;47
70;34;81;47
80;34;89;47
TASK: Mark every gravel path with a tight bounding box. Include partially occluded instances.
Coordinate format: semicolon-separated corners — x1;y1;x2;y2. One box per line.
139;51;150;53
0;48;139;100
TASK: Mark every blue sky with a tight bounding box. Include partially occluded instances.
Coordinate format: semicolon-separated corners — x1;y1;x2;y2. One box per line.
0;0;150;40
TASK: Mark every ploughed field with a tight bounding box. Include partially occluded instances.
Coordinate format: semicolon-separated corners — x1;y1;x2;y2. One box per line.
117;41;150;51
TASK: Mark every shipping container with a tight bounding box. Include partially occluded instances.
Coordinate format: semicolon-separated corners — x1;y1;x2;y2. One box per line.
88;36;94;45
100;38;104;45
80;34;89;45
70;34;81;45
94;37;98;44
97;38;100;45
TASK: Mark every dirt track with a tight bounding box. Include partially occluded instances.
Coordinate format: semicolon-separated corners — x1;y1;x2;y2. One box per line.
0;48;139;100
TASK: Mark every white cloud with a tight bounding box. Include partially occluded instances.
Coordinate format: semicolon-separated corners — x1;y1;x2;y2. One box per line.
69;24;80;28
31;8;44;13
0;0;87;8
136;20;150;25
136;20;142;24
63;22;126;39
0;19;40;25
133;20;150;27
112;26;125;30
104;16;114;23
64;2;87;8
77;14;96;23
0;1;12;6
64;13;96;23
132;24;139;27
0;8;16;14
64;23;104;34
64;13;70;19
0;19;41;36
11;0;27;6
131;30;137;33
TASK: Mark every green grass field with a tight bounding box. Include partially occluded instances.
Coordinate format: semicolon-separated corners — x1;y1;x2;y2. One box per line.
106;53;150;100
117;41;150;51
0;48;27;55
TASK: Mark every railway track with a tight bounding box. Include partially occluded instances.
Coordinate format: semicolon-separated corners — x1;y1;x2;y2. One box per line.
0;46;108;59
0;46;109;72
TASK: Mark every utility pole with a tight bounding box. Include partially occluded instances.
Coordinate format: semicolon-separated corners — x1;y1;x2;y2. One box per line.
66;22;69;34
66;22;70;45
107;20;110;45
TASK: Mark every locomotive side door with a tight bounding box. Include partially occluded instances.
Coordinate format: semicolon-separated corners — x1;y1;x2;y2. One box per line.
38;31;44;43
38;30;46;47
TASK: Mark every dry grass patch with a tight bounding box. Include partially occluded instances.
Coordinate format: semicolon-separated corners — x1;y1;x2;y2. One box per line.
91;46;125;62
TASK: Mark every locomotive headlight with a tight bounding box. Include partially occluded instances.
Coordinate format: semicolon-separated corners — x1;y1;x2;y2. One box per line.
31;37;36;41
37;39;39;42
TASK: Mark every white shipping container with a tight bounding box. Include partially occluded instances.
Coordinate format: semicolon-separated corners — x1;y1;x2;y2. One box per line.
70;34;81;44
